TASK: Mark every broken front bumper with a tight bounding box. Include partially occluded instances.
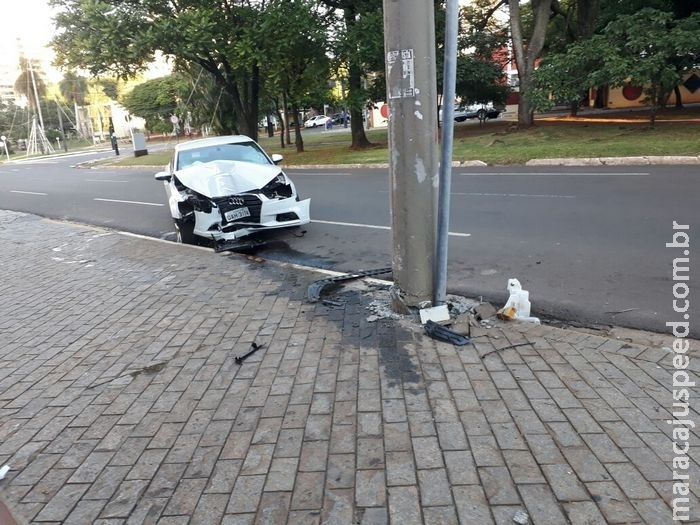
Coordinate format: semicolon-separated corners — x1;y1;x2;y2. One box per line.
192;196;311;242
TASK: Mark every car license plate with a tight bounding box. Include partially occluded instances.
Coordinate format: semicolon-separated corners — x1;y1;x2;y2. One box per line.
225;207;250;222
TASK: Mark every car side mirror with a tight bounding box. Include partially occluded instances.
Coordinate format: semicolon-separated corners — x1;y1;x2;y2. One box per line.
271;154;283;165
155;171;172;181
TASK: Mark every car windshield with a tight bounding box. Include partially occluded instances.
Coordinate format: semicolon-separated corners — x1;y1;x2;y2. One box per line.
176;141;271;170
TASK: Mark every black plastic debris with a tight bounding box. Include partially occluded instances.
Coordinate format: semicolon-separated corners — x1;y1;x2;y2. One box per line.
307;267;392;302
235;342;263;364
322;299;344;308
424;320;471;346
215;238;268;253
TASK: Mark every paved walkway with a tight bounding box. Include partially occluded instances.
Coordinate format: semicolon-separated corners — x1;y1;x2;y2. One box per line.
0;210;698;524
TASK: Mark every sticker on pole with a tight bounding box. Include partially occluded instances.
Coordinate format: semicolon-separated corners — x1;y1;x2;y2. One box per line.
387;49;415;99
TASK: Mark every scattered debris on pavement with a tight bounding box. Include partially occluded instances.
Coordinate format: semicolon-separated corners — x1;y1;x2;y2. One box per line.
235;342;263;364
512;509;529;524
307;267;392;302
419;304;450;324
321;299;344;308
424;320;471;346
472;301;497;322
0;465;9;480
496;278;541;324
603;307;639;315
366;299;405;322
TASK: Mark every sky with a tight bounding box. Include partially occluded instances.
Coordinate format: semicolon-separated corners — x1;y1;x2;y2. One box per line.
0;1;61;80
0;2;171;83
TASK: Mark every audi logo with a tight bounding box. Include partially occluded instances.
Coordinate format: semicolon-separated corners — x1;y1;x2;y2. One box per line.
228;197;245;206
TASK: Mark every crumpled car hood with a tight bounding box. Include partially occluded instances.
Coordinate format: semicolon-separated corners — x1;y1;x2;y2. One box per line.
175;160;283;198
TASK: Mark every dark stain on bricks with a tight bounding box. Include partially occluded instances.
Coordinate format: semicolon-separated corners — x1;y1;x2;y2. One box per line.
377;320;421;385
129;362;167;378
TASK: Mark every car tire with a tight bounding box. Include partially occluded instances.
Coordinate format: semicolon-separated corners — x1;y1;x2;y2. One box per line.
175;218;196;244
455;116;467;122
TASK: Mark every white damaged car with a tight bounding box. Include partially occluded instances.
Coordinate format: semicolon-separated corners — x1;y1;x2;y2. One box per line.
155;135;310;251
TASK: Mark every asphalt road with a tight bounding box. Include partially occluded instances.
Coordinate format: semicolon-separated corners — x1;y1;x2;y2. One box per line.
0;147;697;336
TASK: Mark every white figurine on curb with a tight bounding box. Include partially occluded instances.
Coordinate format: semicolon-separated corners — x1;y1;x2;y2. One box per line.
497;278;541;324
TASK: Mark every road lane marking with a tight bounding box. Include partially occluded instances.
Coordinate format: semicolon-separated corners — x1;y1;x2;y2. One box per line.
454;192;575;198
311;219;470;237
456;171;650;176
85;179;128;183
10;190;48;195
7;159;58;165
94;198;164;206
287;172;354;176
312;219;390;230
378;190;573;199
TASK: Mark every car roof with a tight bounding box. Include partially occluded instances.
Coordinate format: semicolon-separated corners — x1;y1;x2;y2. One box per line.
174;135;257;153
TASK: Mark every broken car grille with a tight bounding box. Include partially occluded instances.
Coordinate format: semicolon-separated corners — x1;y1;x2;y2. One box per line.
213;194;262;225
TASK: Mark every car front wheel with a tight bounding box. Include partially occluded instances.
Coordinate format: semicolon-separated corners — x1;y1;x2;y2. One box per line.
174;218;196;244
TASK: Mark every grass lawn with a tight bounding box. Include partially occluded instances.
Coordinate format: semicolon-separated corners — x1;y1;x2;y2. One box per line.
104;105;700;168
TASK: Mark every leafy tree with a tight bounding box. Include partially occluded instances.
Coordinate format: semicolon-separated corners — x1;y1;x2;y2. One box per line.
59;71;88;106
120;75;192;134
50;0;303;141
0;98;23;150
509;0;555;127
590;9;700;120
453;56;508;107
531;44;598;111
436;2;508;110
534;8;700;124
459;0;509;57
258;0;332;153
169;61;234;136
599;0;683;27
459;0;554;127
13;58;47;115
670;0;700;18
99;79;120;101
322;0;384;149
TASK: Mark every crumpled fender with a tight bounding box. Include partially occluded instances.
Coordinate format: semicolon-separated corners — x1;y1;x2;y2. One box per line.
166;182;187;219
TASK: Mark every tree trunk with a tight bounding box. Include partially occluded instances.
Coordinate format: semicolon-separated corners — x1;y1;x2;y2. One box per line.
570;99;579;117
209;62;260;140
575;0;599;40
292;104;304;153
674;85;683;108
343;6;372;149
509;0;553;128
283;91;292;146
240;64;260;141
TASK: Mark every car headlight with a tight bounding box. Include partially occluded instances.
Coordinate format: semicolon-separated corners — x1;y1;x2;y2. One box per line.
261;174;293;199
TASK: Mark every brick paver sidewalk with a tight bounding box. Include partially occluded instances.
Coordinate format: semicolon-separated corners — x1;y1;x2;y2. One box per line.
0;210;697;524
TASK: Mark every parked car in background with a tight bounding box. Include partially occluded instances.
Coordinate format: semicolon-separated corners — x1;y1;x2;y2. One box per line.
439;103;503;123
303;115;331;128
454;104;503;122
154;135;310;251
331;112;350;125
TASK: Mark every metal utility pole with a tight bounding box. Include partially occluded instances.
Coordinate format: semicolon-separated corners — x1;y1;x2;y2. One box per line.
434;0;459;306
383;0;439;311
